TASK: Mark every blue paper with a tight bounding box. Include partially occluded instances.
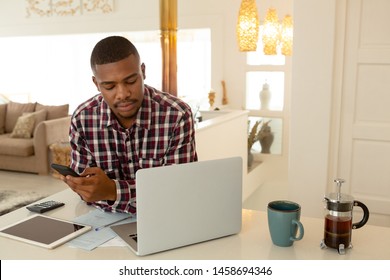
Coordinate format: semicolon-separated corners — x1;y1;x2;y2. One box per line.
67;209;136;251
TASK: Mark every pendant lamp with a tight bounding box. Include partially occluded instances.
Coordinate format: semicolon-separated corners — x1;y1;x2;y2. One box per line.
262;8;279;55
280;14;293;56
236;0;260;52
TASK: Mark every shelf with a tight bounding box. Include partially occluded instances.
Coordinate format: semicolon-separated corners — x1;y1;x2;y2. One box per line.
248;110;285;118
247;160;263;174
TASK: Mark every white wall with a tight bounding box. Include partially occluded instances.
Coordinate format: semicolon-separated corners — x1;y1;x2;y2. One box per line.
289;0;336;218
0;1;160;35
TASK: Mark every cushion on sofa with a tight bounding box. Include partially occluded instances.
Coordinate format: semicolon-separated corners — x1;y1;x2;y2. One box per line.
28;109;47;136
35;103;69;120
10;113;36;138
0;103;6;134
0;134;34;156
5;101;36;133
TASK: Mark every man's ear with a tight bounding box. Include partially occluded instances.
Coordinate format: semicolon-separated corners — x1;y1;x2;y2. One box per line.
92;76;99;91
141;63;146;80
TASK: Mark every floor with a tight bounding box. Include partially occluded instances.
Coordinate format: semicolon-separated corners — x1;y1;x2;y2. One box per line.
0;170;67;197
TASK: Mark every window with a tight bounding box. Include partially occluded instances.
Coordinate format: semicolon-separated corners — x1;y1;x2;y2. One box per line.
0;29;211;113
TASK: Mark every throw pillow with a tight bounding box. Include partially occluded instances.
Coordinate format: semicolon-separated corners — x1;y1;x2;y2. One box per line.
35;103;69;120
23;109;47;136
10;114;36;139
5;101;36;133
0;103;6;134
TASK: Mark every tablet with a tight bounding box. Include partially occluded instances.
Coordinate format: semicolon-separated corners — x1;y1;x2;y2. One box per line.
0;214;91;249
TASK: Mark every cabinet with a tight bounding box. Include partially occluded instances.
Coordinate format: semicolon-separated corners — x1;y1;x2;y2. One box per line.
195;109;264;201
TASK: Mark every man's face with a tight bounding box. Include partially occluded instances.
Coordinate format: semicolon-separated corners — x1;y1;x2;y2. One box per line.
92;54;146;128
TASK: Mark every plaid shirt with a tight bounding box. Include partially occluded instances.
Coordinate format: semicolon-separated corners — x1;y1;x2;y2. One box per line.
69;85;198;213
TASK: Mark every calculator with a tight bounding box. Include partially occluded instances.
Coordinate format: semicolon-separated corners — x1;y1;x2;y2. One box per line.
26;200;65;213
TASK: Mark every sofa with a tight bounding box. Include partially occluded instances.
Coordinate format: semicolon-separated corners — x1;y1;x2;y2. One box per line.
0;101;71;175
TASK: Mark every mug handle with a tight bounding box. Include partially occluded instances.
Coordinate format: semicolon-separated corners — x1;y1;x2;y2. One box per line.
352;200;370;229
290;220;304;241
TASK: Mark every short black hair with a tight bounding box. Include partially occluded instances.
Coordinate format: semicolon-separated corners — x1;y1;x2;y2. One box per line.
90;36;139;71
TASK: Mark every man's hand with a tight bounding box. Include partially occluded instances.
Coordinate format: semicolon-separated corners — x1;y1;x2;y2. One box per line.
60;167;117;202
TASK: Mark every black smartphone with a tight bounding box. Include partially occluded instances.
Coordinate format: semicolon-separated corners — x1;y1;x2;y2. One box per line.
51;163;80;177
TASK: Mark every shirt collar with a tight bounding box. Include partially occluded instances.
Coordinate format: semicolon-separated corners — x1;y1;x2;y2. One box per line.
135;86;152;130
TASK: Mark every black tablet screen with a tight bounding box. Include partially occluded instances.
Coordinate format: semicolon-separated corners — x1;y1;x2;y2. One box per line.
1;215;86;245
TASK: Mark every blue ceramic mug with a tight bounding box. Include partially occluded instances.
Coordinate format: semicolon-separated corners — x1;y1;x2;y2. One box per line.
267;200;304;247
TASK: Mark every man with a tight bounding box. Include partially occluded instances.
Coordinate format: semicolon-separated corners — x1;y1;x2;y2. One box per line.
62;36;198;214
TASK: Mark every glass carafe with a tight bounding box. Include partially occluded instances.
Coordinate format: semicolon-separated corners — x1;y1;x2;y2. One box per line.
321;179;369;254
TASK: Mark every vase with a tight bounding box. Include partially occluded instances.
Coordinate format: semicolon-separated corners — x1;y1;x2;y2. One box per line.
260;133;274;154
259;82;271;110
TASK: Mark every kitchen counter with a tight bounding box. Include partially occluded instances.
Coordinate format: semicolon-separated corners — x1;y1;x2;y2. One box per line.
1;189;389;260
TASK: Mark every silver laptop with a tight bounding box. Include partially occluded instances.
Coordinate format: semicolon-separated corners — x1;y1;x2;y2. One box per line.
111;157;243;256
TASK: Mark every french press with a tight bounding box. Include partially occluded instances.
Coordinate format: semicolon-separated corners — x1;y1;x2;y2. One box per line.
320;178;369;254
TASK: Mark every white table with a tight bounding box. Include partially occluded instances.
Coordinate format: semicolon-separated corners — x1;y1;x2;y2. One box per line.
1;189;389;260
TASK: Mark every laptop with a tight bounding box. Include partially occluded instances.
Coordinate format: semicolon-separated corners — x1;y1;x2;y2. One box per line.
111;156;243;256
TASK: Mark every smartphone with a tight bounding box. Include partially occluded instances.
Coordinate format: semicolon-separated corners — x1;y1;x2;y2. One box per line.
51;163;80;177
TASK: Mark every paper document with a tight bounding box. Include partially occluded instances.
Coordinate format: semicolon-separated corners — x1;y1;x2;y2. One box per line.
67;209;136;251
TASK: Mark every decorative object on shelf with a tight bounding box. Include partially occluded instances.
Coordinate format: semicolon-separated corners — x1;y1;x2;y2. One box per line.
221;80;228;105
259;82;271;110
236;0;260;52
258;120;274;154
208;89;216;108
247;119;262;167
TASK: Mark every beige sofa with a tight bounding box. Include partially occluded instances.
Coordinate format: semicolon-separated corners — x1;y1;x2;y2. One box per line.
0;101;71;175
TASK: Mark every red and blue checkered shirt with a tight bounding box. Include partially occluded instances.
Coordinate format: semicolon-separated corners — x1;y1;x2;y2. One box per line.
69;85;198;213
